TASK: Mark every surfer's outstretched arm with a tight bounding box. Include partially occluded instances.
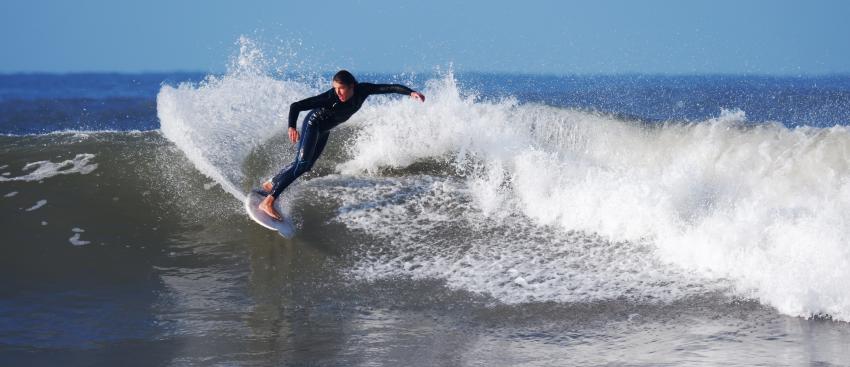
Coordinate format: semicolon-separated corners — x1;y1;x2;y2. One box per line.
360;83;426;102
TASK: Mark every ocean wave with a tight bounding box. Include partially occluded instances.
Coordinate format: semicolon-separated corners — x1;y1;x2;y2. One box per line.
340;72;850;320
155;38;850;321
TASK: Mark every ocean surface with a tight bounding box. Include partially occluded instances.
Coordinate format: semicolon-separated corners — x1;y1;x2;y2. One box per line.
3;46;850;366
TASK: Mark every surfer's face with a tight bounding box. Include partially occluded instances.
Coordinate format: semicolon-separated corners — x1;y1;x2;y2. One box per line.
333;81;354;102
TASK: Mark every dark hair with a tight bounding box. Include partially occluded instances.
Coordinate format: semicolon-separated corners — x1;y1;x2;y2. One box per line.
333;70;357;86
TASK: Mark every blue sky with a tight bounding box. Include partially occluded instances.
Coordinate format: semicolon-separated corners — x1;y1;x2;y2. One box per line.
2;0;848;75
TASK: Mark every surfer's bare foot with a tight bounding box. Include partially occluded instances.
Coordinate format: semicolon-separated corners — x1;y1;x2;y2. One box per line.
262;181;273;193
259;195;282;221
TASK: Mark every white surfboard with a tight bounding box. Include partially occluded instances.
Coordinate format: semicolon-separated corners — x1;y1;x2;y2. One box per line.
245;190;296;238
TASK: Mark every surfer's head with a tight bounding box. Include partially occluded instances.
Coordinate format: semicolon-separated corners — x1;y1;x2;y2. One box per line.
332;70;357;102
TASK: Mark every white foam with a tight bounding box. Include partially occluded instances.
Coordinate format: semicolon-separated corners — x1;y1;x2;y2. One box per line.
25;199;47;212
0;129;146;138
0;154;97;182
69;233;90;246
69;228;90;246
330;72;850;320
4;191;17;198
154;38;850;320
311;174;721;305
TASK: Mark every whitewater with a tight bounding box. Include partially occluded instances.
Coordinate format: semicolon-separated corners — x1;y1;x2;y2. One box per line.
155;40;850;322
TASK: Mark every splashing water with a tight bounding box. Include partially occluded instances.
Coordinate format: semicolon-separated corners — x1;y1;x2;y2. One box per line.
157;38;850;320
157;37;319;201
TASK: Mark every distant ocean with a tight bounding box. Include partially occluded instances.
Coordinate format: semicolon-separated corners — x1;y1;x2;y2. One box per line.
3;43;850;366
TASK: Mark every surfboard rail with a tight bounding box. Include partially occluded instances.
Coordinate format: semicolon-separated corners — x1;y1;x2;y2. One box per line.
245;190;296;238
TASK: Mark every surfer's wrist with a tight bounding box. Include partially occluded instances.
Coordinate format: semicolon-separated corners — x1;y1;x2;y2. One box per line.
410;91;425;102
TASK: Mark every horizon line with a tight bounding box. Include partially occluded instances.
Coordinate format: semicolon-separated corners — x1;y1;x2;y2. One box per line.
2;69;850;78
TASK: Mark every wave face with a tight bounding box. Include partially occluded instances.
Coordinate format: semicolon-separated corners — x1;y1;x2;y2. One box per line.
154;39;850;321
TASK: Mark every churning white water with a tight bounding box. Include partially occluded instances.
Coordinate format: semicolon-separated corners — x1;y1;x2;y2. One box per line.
157;38;850;321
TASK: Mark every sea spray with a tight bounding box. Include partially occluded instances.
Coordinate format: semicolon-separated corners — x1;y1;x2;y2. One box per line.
339;73;850;320
155;39;850;321
157;37;318;202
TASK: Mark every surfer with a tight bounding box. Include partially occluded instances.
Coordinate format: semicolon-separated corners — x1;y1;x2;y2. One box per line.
259;70;425;220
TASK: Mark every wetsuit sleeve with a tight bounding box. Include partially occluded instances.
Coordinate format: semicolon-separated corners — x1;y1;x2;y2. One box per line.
288;89;333;128
360;83;415;96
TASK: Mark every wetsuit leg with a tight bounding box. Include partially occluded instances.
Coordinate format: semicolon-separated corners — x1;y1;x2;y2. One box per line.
269;110;330;198
301;129;330;172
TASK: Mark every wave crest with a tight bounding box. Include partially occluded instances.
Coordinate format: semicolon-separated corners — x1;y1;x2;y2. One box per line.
339;72;850;320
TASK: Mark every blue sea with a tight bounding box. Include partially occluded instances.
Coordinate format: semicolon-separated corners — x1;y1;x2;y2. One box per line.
2;44;850;366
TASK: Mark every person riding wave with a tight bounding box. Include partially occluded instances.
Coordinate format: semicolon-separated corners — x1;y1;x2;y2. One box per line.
259;70;425;220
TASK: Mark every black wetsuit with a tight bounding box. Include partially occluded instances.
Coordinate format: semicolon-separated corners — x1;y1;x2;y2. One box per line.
269;83;415;198
287;83;414;130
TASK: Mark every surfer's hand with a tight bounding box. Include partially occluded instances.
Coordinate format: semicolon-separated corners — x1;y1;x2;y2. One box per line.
288;127;299;143
411;91;425;102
